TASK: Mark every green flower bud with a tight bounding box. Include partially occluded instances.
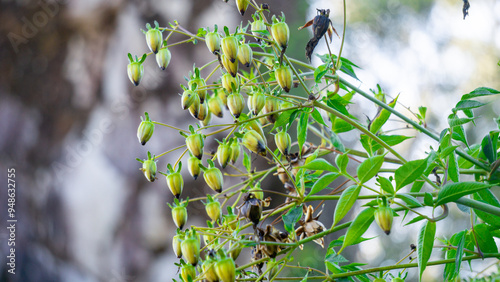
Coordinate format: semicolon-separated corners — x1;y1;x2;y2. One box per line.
144;22;163;54
185;132;205;160
221;53;238;77
217;88;228;108
137;112;155;145
215;257;236;282
205;195;221;222
156;47;171;70
221;35;238;63
127;61;144;86
230;139;241;164
242;130;267;156
165;163;184;198
248;92;266;116
202;256;219;282
271;21;289;51
275;65;293;93
229;239;243;260
196;100;209;121
217;140;232;169
207;94;224;118
375;204;394;235
200;108;212;127
221;73;239;94
189;77;207;103
202;160;224;193
137;152;157;182
264;96;280;123
227;92;245;119
236;0;249;16
181;229;200;266
187;155;201;179
275;130;291;155
181;263;196;281
205;29;221;55
237;43;253;67
243;119;266;140
181;90;197;110
168;198;188;230
172;231;184;258
251;18;267;38
188;93;201;119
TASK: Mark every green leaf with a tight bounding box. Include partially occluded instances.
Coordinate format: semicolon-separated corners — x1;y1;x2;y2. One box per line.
357;155;385;184
311;108;326;126
461;87;500;99
282;204;303;235
454;99;486;111
326;98;352;117
481;132;498;164
377;176;394;195
404;215;425;226
308;172;340;197
330;131;345;153
436;182;494;205
473;190;500;227
448;114;474;127
451;125;468;146
242;150;251;172
395;159;427;191
314;63;330;83
474;223;499;253
336;153;349;174
417;221;436;281
339;208;374;254
300;158;338;172
424;192;434;206
397;193;423;207
334;185;362;225
297;112;309;155
448;152;460;182
454;232;465;275
272;109;298;132
369;96;398;134
325;252;349;264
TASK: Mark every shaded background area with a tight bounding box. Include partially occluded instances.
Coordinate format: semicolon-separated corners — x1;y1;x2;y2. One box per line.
0;0;499;281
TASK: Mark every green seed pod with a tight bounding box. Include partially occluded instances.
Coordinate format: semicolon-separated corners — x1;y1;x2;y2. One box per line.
137;152;157;182
186;132;205;160
375;204;394;235
205;195;221;222
205;29;221;55
251;18;266;38
181;90;197;110
275;65;293;93
229;139;240;164
203;166;224;193
171;204;188;230
196;100;208;121
221;54;238;77
264;97;280;123
172;232;184;258
242;130;266;156
144;23;163;54
181;230;200;266
207;94;224;118
229;239;243;260
127;61;144;86
187;155;201;179
202;256;219;282
249;184;264;200
188;95;201;119
166;164;184;199
275;130;291;155
217;88;228;108
248;92;266;116
156;47;171;70
271;21;289;51
236;0;249;15
227;92;245;119
181;263;196;282
221;73;239;94
137;112;155;146
237;43;253;67
221;35;238;63
200;109;212;127
240;193;262;227
189;77;207;104
217;140;232;169
215;257;236;282
243;120;265;140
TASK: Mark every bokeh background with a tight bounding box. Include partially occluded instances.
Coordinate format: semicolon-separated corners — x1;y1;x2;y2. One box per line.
0;0;499;281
